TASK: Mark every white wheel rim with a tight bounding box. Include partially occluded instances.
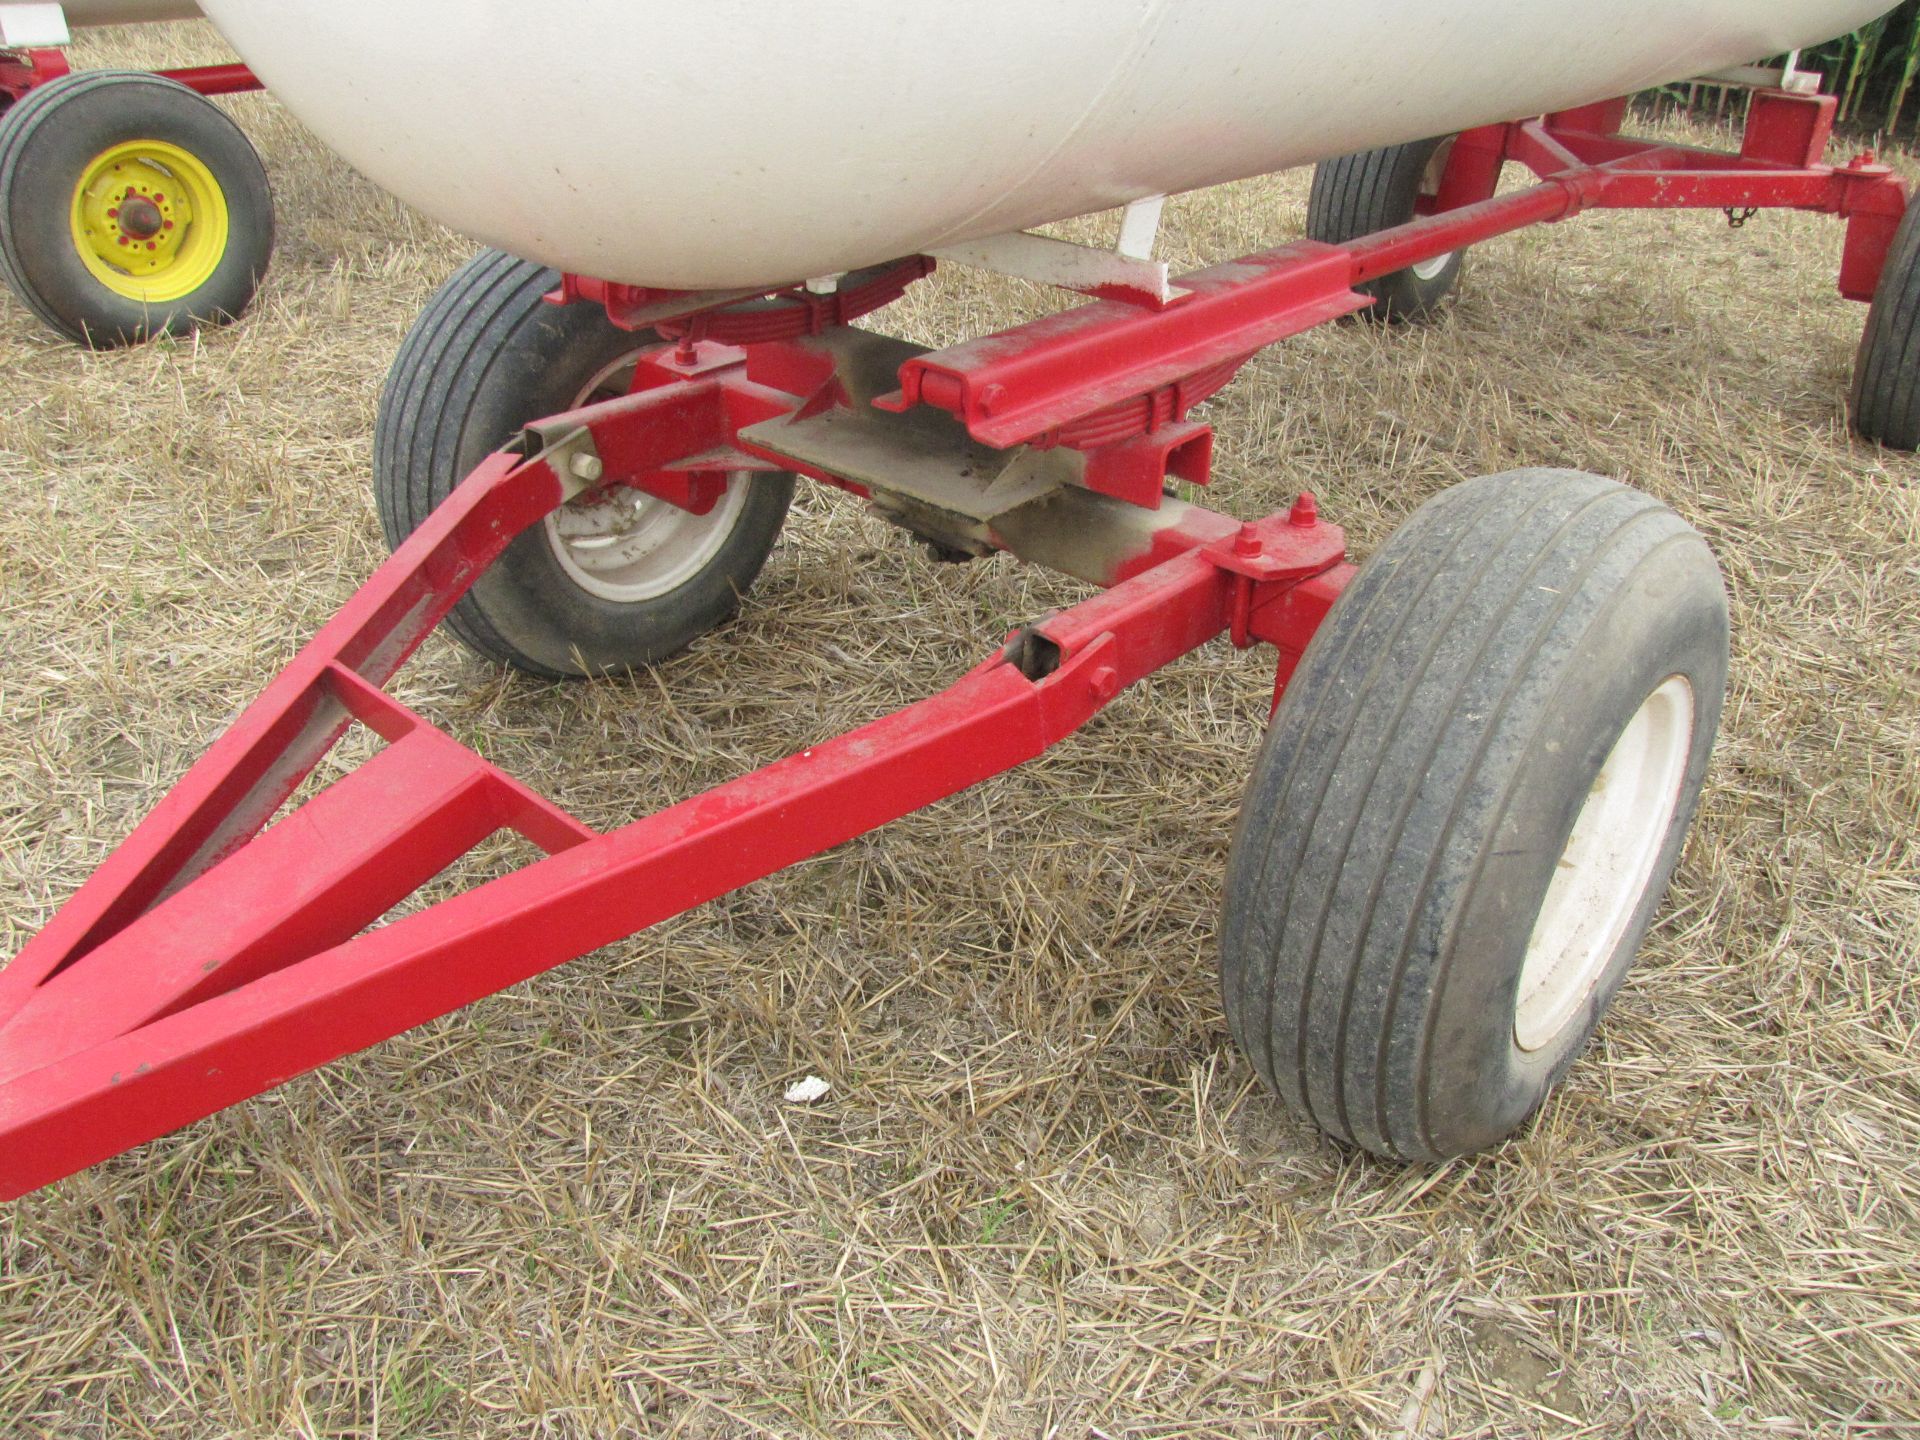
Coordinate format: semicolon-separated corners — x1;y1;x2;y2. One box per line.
541;352;751;603
545;475;750;602
1513;675;1695;1053
1410;140;1458;283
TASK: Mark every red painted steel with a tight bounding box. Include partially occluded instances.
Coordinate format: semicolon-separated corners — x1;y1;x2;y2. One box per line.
0;47;69;106
555;258;935;339
878;245;1371;447
858;99;1908;451
554;96;1906;456
1439;104;1908;304
1;90;1906;1199
0;372;1347;1195
0;53;257;104
155;62;262;97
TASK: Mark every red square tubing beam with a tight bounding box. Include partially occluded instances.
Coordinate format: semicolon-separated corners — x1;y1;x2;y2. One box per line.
155;63;262;96
0;375;1349;1200
887;109;1906;451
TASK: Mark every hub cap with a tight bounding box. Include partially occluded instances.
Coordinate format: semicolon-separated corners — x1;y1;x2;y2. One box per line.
70;139;230;303
1514;675;1695;1053
546;478;751;602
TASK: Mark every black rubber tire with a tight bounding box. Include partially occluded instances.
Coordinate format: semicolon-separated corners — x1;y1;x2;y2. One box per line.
1307;136;1463;323
0;70;272;347
1850;197;1920;449
375;249;796;678
1220;470;1728;1162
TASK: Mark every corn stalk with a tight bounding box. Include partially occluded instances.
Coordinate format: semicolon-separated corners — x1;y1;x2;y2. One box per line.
1659;3;1920;140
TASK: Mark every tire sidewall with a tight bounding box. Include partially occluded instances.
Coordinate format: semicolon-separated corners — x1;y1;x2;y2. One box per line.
1850;195;1920;448
1423;537;1728;1154
1;73;272;344
441;296;793;676
1375;137;1463;318
1318;135;1465;321
1383;247;1463;317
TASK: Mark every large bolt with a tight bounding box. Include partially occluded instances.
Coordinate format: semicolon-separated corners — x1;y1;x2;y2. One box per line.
1233;523;1263;557
570;453;604;483
1288;492;1319;528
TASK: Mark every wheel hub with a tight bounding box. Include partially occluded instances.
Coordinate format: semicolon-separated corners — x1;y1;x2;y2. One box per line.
117;194;164;240
70;139;231;303
545;478;751;603
539;351;757;604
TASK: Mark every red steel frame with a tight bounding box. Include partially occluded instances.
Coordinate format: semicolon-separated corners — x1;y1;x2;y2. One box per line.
0;89;1905;1200
157;61;260;96
0;48;261;109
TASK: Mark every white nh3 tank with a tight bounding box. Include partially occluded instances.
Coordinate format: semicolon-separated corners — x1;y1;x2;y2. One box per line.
195;0;1892;290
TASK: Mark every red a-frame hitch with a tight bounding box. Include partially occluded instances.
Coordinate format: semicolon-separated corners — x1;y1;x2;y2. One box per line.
0;337;1349;1200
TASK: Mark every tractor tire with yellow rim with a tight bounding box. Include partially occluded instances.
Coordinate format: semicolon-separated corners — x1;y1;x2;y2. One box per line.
0;69;272;347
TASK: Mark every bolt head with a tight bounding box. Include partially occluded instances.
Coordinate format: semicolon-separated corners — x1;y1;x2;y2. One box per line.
1233;524;1262;557
569;453;604;483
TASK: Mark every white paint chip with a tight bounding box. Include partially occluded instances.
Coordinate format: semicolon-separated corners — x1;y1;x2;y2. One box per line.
783;1075;831;1104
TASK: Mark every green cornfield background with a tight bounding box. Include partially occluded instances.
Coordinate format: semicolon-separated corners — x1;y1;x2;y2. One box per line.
1671;4;1920;139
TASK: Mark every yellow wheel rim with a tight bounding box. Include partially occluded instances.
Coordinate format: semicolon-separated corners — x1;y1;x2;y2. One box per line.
68;139;230;304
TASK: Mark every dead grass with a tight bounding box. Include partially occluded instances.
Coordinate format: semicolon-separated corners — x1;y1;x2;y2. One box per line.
1;22;1916;1440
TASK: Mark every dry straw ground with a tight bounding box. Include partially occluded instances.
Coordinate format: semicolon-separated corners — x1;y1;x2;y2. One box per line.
2;23;1917;1440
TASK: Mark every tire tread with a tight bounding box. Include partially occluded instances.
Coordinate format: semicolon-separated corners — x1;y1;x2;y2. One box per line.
374;251;559;664
1854;198;1920;448
1305;138;1462;322
1222;470;1725;1160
